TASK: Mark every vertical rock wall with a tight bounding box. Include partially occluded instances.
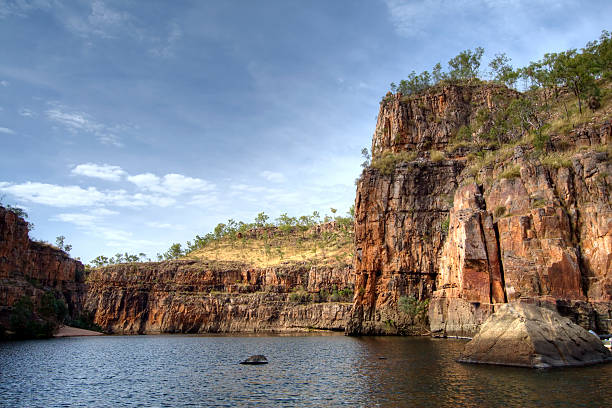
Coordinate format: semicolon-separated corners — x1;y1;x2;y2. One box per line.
350;83;612;336
0;207;86;331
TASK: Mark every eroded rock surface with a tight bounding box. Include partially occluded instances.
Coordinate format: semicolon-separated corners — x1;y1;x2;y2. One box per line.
459;303;612;368
350;82;612;336
85;260;354;334
0;206;86;333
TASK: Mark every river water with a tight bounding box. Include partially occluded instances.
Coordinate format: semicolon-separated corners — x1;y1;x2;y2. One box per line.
0;334;610;407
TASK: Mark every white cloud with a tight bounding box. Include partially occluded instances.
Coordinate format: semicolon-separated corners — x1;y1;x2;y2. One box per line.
72;163;126;181
128;173;215;196
0;80;8;86
51;210;160;252
45;105;123;147
150;21;182;58
126;173;159;189
260;170;286;183
383;0;576;37
146;221;184;230
0;182;106;207
64;0;129;39
0;181;176;208
0;126;15;134
0;0;52;19
19;108;34;117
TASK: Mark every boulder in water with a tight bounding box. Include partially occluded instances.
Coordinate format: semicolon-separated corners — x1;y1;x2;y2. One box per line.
459;303;612;368
240;355;268;365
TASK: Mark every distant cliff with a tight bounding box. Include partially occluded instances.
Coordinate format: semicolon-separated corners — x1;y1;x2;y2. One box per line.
348;82;611;336
85;260;354;334
0;206;86;338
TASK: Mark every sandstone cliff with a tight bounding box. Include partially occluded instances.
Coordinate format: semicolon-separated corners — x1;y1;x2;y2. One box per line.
85;260;354;334
348;82;611;336
0;206;86;336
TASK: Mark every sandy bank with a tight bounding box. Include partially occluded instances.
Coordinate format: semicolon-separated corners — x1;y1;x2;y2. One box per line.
54;326;104;337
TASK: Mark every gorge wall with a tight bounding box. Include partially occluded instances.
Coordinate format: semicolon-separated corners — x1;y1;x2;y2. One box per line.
348;83;612;336
0;206;86;336
85;260;354;334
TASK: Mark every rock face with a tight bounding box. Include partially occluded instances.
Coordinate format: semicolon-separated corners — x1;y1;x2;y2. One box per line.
85;260;354;334
349;82;612;336
0;206;86;333
459;303;612;368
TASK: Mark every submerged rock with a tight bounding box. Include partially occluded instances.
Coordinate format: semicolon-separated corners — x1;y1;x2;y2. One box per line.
459;303;612;368
240;355;268;365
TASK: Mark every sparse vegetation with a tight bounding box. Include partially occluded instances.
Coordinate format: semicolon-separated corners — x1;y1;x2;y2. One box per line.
399;295;429;322
494;206;506;218
541;152;573;169
7;291;68;339
371;151;417;175
430;150;445;163
499;165;521;180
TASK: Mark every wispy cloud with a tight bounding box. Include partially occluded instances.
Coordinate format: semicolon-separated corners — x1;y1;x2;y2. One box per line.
45;105;123;147
260;170;286;183
71;163;126;181
0;80;8;86
0;126;15;134
149;21;182;58
51;209;160;255
383;0;577;37
0;0;52;19
146;221;185;230
19;108;34;117
128;173;216;196
63;0;129;39
0;181;176;208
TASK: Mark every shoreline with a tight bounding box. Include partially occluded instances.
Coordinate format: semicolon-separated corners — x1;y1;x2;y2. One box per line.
54;326;104;338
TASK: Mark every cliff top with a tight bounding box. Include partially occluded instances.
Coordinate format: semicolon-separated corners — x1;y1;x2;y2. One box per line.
186;221;354;268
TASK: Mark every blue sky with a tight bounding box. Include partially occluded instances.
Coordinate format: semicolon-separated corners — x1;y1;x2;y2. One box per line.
0;0;610;262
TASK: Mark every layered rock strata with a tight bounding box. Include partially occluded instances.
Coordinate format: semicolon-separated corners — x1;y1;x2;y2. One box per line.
349;82;612;336
0;206;86;332
85;260;354;334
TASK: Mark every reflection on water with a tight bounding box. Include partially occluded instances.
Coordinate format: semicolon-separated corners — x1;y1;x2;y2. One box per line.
0;334;610;407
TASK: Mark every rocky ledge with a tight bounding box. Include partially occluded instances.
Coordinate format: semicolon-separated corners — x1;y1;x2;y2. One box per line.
85;259;355;334
459;303;612;368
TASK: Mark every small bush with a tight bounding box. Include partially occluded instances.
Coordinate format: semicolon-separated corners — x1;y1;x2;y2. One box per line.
289;286;311;303
399;295;429;321
371;151;417;175
531;198;547;208
499;165;521;180
494;206;506;217
455;125;472;141
441;215;450;234
541;152;573;169
430;150;445;163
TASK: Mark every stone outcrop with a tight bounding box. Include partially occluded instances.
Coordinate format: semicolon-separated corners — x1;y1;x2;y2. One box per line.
459;302;612;368
350;82;612;336
0;206;86;333
85;260;354;334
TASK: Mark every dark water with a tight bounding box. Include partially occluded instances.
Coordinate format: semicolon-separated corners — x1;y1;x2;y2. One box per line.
1;335;611;407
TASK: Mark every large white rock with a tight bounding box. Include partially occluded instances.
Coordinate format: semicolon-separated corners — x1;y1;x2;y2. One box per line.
459;302;612;368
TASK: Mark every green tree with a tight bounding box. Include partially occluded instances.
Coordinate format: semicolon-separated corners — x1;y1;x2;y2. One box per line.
397;70;432;95
360;147;370;169
432;62;446;83
255;212;269;227
164;243;183;260
448;47;485;80
90;255;109;267
488;52;518;87
55;236;72;253
554;49;597;114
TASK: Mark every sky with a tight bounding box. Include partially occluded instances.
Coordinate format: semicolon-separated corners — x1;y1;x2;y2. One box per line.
0;0;610;263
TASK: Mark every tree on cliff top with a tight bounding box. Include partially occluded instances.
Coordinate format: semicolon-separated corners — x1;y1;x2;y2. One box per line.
448;47;485;80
